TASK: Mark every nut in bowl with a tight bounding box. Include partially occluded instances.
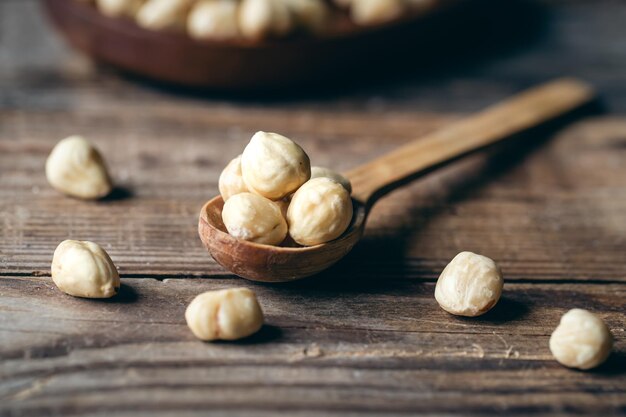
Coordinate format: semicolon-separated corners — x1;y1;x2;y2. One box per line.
43;0;456;89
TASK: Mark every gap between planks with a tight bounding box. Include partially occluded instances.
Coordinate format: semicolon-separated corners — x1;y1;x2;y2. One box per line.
2;272;626;286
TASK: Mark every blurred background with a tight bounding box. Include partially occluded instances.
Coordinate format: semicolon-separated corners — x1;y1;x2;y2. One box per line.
2;0;625;112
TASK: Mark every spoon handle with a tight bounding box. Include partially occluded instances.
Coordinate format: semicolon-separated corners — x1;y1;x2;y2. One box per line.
346;78;595;205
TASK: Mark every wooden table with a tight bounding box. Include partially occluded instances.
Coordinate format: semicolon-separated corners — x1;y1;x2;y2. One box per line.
1;1;625;415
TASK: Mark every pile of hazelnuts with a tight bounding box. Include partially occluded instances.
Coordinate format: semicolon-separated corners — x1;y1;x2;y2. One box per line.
81;0;439;41
219;131;353;247
42;134;615;370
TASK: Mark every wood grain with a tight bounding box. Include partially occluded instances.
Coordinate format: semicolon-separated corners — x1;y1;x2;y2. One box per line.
1;112;625;282
1;1;626;416
1;276;624;416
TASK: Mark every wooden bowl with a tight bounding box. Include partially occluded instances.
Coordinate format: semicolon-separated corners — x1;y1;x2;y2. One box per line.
42;0;462;90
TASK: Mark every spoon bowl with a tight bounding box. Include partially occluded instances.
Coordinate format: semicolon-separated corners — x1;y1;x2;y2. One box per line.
199;196;367;282
198;79;594;282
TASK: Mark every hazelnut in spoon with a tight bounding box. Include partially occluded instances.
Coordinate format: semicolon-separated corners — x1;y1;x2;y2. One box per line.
199;78;594;282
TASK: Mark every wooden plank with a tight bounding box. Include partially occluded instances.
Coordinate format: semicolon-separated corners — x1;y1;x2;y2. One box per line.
0;276;624;416
1;113;625;281
1;1;626;415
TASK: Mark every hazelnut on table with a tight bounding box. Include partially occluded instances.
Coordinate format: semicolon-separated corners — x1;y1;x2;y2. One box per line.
185;288;264;341
45;135;113;200
51;240;120;298
434;251;503;317
550;308;613;370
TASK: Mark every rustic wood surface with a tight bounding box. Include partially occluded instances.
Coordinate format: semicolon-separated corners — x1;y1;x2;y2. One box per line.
1;0;625;416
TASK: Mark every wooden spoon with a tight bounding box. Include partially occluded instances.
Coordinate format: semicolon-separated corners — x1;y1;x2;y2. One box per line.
199;78;594;282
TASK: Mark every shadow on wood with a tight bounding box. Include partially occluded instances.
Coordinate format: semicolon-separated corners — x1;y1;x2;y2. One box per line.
95;283;139;304
100;186;134;202
454;297;530;324
592;351;626;376
208;325;283;345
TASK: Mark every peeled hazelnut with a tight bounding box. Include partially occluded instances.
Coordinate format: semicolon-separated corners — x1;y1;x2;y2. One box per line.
51;240;120;298
136;0;192;30
549;308;613;370
222;192;288;245
310;166;352;194
434;252;503;317
188;0;239;40
239;0;294;39
45;136;113;200
351;0;406;25
185;288;264;341
287;177;353;246
218;155;249;201
96;0;144;17
241;131;311;200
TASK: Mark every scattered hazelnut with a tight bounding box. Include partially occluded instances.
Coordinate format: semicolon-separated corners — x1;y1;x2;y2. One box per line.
185;287;264;341
239;0;294;39
434;251;503;317
187;0;240;40
549;308;613;370
241;131;311;200
287;177;353;246
51;240;120;298
218;155;249;201
45;135;113;200
310;166;352;194
136;0;192;30
222;192;288;245
96;0;144;17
